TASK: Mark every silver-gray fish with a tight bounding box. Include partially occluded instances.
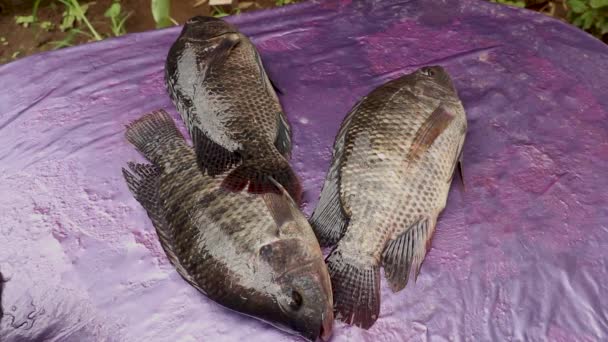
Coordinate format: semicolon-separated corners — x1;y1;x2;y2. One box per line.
122;110;333;341
165;16;301;201
310;66;467;329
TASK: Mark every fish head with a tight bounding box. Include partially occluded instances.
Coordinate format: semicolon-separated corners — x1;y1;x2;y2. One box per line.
407;65;457;96
257;238;334;341
179;16;238;40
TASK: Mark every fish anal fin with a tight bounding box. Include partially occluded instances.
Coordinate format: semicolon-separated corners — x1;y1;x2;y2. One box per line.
382;216;437;292
326;249;380;329
274;113;292;158
192;125;242;177
406;105;455;164
122;162;205;295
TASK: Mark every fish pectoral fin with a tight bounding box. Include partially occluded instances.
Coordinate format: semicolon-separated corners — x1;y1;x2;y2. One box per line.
122;162;205;295
220;154;302;203
309;162;349;247
406;104;455;164
326;248;380;330
192;125;242;177
381;216;437;292
274;113;292;158
457;150;465;191
262;177;305;234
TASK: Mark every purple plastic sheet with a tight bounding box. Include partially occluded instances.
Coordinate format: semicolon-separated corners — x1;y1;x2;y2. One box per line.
1;0;607;340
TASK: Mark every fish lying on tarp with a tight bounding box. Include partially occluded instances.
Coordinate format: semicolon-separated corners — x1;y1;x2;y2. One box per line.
122;110;333;341
165;16;301;201
310;66;467;329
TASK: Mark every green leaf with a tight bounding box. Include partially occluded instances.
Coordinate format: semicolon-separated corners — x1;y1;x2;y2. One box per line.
15;15;35;27
105;3;121;18
568;0;589;13
151;0;172;28
580;11;595;29
40;21;53;31
590;0;608;9
601;21;608;34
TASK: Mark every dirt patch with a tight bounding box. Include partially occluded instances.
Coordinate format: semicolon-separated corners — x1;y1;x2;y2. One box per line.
0;0;291;64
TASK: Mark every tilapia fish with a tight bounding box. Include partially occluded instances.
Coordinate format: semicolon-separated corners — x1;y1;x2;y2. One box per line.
165;16;301;201
122;110;333;341
310;66;467;329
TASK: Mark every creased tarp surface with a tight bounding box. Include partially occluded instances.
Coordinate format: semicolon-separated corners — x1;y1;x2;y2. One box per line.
1;0;607;340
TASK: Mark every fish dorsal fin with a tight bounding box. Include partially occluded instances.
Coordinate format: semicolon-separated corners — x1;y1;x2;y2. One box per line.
406;104;455;165
308;99;357;247
122;162;206;295
262;176;303;234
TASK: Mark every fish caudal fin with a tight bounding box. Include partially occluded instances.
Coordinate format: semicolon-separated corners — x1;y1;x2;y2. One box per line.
122;162;205;295
125;110;185;164
221;155;302;203
326;249;380;329
382;216;437;292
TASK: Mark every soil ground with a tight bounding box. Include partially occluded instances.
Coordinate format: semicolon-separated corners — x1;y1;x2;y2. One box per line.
0;0;287;64
0;0;606;65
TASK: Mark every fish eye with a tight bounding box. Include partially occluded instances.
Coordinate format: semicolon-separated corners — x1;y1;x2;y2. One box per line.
421;67;435;77
288;290;303;311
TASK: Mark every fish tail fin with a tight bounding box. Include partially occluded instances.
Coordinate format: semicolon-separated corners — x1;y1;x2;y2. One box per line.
125;110;184;164
221;154;302;203
326;248;380;330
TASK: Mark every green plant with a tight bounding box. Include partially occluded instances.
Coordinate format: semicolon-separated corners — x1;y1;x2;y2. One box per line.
275;0;293;5
211;5;241;18
40;21;54;31
490;0;526;7
14;0;42;28
567;0;608;36
152;0;173;28
51;28;89;49
105;1;132;36
58;0;102;40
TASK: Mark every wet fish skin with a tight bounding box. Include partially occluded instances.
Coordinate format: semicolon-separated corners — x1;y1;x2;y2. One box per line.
122;110;333;341
165;16;301;201
310;66;467;329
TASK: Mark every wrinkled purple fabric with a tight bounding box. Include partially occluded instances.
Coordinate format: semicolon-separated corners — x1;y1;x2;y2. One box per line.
1;0;607;340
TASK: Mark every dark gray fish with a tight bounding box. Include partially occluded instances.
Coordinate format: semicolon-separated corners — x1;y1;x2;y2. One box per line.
310;66;467;329
122;110;333;341
165;16;301;201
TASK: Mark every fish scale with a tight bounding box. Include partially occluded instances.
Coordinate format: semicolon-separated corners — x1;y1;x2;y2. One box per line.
122;110;334;341
310;66;467;329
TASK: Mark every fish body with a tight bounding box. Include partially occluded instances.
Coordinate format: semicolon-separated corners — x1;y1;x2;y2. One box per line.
310;66;467;329
122;111;333;341
165;16;300;201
